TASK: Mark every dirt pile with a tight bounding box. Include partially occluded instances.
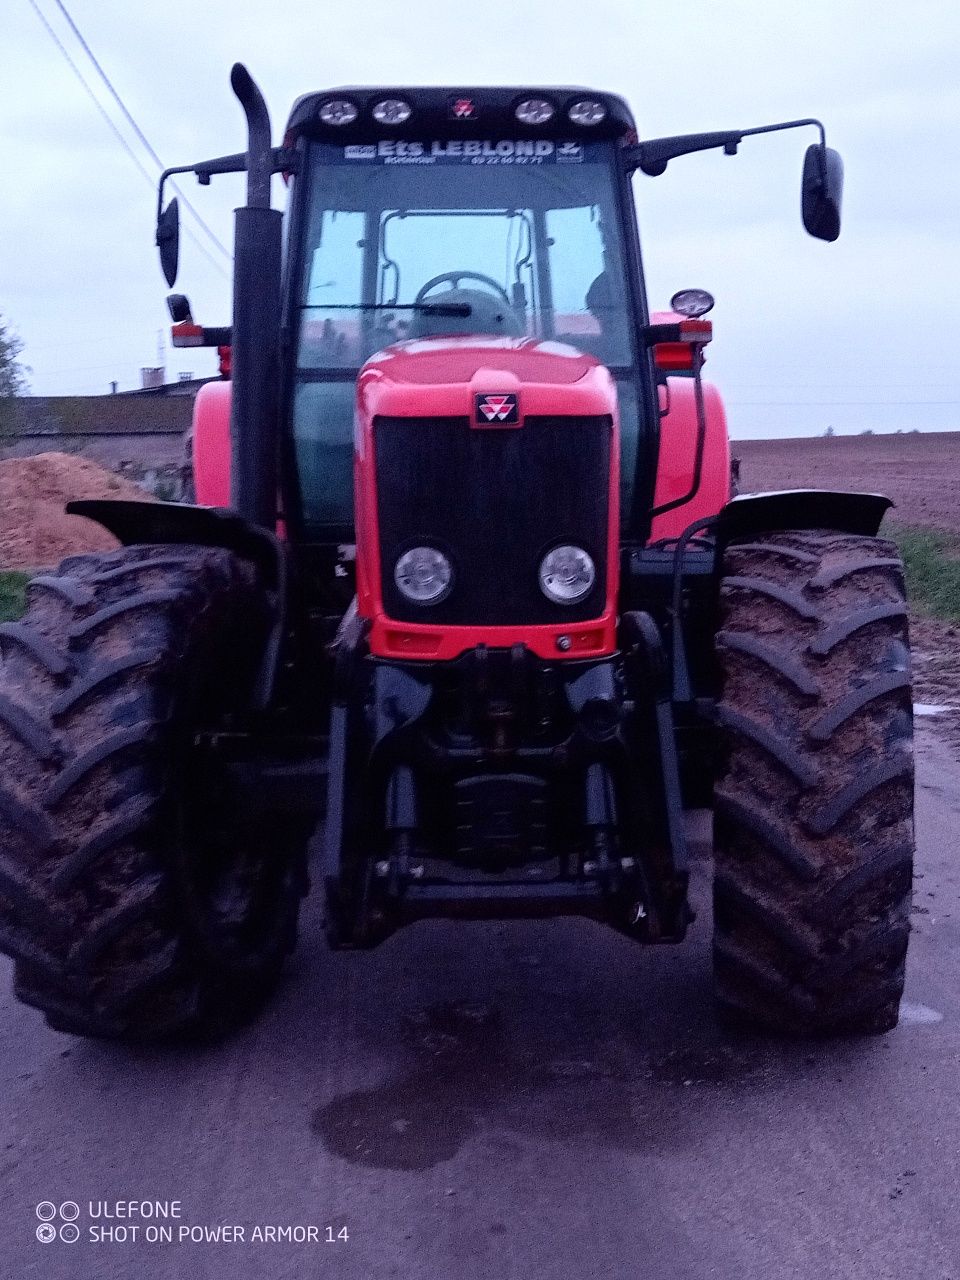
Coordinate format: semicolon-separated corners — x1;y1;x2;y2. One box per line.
0;453;154;569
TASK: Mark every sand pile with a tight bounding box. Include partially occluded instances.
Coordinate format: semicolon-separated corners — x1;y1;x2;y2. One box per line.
0;452;155;569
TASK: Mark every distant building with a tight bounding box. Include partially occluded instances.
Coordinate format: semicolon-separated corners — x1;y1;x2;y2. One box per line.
121;375;213;398
2;392;197;499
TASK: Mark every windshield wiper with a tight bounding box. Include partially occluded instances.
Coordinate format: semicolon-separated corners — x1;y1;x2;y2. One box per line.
301;302;472;317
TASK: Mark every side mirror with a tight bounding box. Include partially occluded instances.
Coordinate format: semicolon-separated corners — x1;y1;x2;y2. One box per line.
802;144;843;242
156;197;180;286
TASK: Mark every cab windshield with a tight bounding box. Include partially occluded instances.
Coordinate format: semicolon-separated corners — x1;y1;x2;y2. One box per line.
291;139;640;530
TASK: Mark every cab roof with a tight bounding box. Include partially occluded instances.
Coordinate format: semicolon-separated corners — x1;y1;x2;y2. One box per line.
285;87;636;144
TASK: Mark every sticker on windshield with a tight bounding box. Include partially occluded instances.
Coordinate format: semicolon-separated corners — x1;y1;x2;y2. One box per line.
334;140;602;166
557;142;583;163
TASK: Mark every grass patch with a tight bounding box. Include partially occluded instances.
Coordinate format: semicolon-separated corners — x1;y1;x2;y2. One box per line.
889;525;960;624
0;572;30;622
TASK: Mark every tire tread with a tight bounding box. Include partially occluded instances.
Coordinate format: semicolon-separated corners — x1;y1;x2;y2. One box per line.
0;543;306;1041
714;529;914;1036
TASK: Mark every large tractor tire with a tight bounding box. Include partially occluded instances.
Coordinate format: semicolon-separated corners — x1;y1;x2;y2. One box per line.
0;544;307;1040
713;530;914;1036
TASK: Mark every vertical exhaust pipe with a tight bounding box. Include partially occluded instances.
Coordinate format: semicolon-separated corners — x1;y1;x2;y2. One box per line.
229;63;281;528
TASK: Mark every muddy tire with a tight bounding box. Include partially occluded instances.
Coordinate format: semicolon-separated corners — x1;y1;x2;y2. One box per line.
713;530;914;1036
0;544;308;1040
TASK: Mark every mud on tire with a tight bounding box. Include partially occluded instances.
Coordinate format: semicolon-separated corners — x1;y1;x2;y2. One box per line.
0;544;307;1040
714;530;914;1036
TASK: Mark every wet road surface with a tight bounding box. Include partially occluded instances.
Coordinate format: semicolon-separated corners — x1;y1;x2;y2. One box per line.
2;723;958;1279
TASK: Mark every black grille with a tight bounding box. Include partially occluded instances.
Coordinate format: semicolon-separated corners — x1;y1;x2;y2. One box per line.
374;415;611;625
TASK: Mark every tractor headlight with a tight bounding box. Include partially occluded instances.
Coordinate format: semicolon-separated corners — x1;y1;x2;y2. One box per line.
319;98;359;125
394;546;453;604
670;288;715;318
372;98;413;125
516;98;555;125
538;545;596;604
567;99;606;126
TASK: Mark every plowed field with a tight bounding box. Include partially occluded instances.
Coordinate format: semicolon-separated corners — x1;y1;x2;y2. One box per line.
735;431;960;533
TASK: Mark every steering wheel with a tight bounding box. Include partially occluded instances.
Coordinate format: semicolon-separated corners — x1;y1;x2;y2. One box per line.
414;271;513;309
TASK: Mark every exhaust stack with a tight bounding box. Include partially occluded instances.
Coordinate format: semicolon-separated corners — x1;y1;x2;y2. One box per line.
229;63;282;528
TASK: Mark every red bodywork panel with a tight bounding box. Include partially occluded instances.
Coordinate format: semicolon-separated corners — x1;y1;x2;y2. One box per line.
192;380;232;508
191;330;730;645
647;309;730;541
650;376;730;541
355;338;620;663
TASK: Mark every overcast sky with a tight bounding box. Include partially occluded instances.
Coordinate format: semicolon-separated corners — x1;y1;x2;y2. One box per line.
2;0;958;437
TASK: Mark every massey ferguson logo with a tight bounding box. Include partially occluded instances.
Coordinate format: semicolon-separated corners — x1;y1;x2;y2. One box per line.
449;97;478;120
475;392;520;426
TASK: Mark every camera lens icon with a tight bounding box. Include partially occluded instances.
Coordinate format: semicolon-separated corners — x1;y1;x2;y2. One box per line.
60;1223;80;1244
60;1202;80;1222
36;1223;56;1244
36;1202;57;1222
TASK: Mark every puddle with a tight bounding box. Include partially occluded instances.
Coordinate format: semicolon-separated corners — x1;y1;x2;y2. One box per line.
311;999;686;1169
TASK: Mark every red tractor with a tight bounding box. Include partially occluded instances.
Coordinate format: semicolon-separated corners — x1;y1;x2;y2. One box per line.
0;69;913;1040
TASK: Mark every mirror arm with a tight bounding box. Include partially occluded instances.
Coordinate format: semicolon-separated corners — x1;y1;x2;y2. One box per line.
156;166;185;227
740;117;826;149
156;148;300;224
626;117;828;176
739;118;828;185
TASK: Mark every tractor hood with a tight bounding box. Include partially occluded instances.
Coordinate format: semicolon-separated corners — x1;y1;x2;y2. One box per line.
356;337;617;427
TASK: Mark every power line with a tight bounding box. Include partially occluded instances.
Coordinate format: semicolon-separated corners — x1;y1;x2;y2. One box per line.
721;382;960;389
727;400;960;408
51;0;172;174
34;361;159;375
25;0;229;277
19;333;147;354
49;0;231;261
26;0;156;188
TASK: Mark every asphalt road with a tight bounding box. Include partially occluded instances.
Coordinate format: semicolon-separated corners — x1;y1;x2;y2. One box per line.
2;723;958;1280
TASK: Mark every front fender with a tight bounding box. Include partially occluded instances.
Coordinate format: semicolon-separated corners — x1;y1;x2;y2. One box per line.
65;499;286;708
65;499;282;583
715;489;893;546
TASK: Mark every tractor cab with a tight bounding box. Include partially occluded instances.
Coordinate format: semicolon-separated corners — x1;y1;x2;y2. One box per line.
167;84;842;554
282;89;645;541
